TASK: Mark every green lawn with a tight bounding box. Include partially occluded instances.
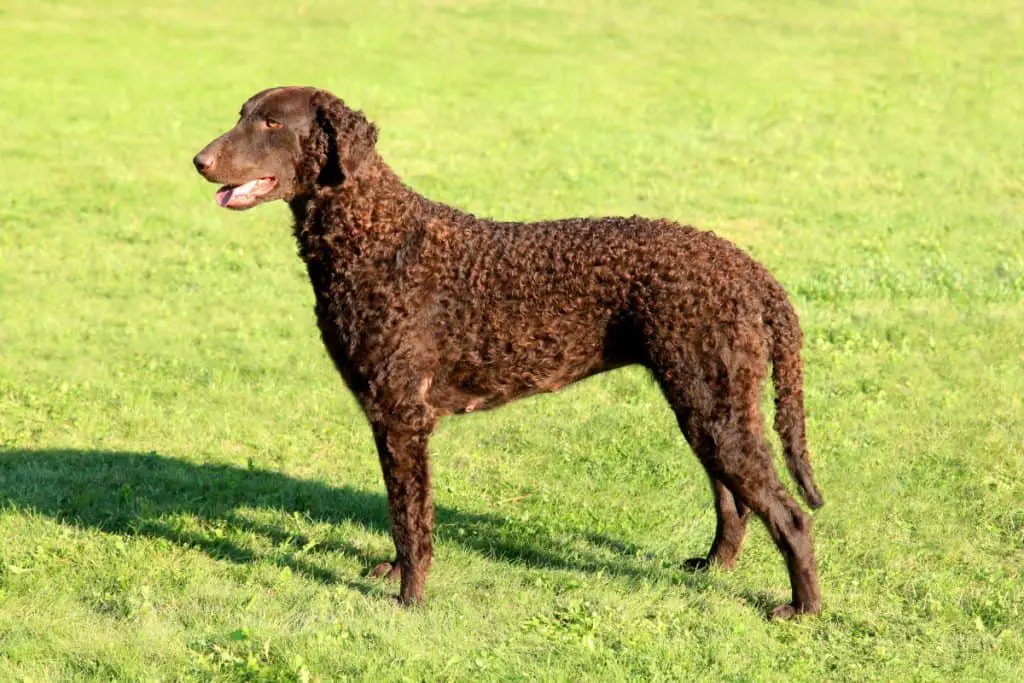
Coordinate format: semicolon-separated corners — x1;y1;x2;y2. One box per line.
2;0;1023;680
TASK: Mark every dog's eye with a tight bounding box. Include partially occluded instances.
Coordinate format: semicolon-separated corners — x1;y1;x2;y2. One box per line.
264;118;283;129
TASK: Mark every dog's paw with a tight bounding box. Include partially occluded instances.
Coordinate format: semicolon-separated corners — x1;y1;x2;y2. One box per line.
683;557;711;572
768;602;820;620
768;603;796;620
395;595;422;608
369;561;402;581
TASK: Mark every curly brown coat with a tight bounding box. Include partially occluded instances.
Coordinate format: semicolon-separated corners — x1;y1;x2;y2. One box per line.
193;86;825;618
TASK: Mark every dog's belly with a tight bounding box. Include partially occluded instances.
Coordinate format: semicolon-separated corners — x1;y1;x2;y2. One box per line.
429;359;599;415
427;314;639;415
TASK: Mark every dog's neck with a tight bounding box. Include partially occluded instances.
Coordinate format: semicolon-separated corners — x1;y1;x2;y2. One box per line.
289;155;425;268
292;157;419;234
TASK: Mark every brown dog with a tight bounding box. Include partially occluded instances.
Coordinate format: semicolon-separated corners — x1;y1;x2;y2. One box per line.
194;86;824;618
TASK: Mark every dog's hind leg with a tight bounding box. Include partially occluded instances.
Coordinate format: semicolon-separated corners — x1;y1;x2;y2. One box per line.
664;396;752;571
655;332;820;618
704;349;821;618
685;476;751;571
715;427;821;618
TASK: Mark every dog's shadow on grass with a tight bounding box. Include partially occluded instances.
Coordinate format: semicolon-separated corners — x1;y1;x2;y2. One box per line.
0;449;707;595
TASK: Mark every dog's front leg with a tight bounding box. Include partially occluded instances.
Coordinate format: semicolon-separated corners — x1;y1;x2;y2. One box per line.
372;422;435;605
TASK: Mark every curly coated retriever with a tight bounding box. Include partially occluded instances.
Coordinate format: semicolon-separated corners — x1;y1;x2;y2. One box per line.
193;86;825;618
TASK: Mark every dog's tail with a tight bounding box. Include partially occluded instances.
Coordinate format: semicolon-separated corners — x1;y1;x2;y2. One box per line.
764;279;824;509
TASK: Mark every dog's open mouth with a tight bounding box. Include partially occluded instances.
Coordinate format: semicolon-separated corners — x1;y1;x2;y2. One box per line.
215;177;277;210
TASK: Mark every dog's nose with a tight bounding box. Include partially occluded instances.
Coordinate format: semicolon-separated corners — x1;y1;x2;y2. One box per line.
193;152;215;174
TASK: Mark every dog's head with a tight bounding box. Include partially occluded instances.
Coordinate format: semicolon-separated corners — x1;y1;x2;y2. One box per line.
193;86;379;210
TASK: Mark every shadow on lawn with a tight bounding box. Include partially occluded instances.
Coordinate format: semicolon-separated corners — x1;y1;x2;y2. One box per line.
0;449;710;594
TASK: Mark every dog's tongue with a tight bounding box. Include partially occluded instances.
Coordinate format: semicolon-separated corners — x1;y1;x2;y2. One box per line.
215;179;260;207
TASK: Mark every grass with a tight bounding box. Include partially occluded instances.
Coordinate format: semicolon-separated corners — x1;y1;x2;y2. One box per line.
1;0;1023;679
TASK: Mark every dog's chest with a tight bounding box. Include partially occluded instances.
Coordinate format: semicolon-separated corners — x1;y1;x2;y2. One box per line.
299;227;428;372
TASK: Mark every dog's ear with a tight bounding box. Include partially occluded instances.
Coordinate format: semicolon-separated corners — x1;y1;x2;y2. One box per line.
310;90;379;187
